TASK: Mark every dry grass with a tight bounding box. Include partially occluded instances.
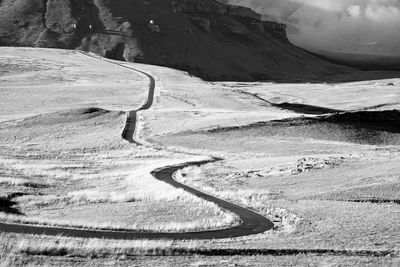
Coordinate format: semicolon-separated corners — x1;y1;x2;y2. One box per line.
175;168;301;233
2;47;400;266
0;109;240;232
0;201;240;233
0;48;146;122
0;233;188;259
175;155;400;251
0;233;399;267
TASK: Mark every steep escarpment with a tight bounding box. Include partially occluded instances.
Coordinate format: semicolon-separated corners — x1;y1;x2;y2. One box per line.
0;0;354;81
0;0;102;48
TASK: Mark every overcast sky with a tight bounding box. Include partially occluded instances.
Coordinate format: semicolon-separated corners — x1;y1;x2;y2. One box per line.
225;0;400;60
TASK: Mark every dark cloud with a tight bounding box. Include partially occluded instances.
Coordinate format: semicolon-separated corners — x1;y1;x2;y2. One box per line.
223;0;400;61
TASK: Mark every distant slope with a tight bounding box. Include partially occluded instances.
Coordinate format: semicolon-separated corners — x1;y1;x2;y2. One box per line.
310;50;400;71
0;0;355;81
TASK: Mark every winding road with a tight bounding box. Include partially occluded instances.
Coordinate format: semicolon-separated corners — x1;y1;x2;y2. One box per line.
119;60;155;143
0;51;273;240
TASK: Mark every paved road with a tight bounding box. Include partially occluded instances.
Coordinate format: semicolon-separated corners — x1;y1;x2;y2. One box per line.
0;158;273;240
119;63;155;143
76;52;156;143
0;51;273;240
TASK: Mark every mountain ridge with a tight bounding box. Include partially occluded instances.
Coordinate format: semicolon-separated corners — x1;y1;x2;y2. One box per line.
0;0;362;81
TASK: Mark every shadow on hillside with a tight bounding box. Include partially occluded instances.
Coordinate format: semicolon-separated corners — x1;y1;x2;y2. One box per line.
209;110;400;146
272;110;400;145
271;102;343;115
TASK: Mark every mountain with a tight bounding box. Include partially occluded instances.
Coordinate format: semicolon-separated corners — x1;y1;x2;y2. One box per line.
0;0;355;81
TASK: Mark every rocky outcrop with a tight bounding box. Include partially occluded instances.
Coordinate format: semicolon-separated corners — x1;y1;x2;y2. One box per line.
172;0;262;20
0;0;353;81
44;0;76;33
173;0;286;39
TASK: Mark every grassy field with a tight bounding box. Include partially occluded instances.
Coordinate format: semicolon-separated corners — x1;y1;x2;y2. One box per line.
0;107;239;232
147;65;400;265
0;233;398;266
0;48;239;234
0;47;147;122
1;48;400;266
159;118;400;253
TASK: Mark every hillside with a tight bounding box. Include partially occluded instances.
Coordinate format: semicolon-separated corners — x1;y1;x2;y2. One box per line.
0;0;356;81
1;46;400;267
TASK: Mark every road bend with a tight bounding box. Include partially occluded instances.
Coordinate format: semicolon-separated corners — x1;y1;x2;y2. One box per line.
0;51;273;240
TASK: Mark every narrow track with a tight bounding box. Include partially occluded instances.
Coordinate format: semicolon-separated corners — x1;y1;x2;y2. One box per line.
0;51;273;240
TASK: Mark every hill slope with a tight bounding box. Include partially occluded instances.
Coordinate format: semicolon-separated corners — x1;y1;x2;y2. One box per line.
0;0;354;81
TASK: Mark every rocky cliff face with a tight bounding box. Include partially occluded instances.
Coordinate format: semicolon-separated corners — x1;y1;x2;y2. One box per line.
0;0;352;81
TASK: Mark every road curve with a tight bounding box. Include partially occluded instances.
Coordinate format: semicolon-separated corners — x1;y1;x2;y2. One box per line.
0;51;274;240
74;52;156;143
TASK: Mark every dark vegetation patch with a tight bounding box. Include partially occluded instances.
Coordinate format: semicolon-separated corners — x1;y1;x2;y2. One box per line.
21;247;397;258
340;199;400;204
105;43;126;61
271;102;343;115
322;111;400;133
312;182;400;204
236;90;343;114
0;195;23;215
207;110;400;146
80;107;106;114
